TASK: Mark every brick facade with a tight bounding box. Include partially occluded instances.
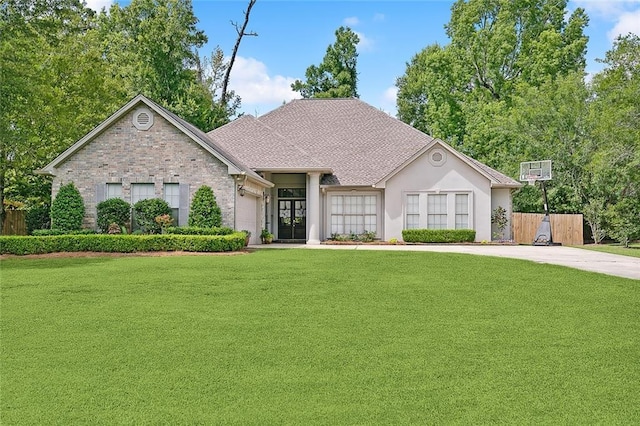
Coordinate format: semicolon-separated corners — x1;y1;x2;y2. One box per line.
51;107;236;229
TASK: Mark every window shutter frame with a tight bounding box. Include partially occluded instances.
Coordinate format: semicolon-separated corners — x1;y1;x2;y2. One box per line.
96;184;106;204
178;183;190;226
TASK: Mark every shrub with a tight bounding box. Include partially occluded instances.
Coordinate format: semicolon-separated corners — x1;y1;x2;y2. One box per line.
50;182;85;231
402;229;476;243
133;198;171;234
97;198;131;233
188;185;222;228
164;226;234;235
26;204;51;234
0;233;247;255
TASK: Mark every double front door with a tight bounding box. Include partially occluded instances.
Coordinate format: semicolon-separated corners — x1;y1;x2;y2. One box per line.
278;189;306;240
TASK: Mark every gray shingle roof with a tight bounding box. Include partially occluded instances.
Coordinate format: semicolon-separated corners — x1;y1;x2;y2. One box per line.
208;98;520;188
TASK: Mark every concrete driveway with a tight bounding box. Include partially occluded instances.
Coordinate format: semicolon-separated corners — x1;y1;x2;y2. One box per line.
253;244;640;280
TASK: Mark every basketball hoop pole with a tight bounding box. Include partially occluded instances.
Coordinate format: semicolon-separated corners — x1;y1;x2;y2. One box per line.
533;180;554;246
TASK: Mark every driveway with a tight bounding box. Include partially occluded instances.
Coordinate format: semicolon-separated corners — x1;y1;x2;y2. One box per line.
253;244;640;280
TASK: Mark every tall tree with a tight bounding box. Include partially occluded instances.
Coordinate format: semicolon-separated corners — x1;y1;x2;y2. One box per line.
588;34;640;245
292;26;360;98
396;0;588;156
0;0;121;232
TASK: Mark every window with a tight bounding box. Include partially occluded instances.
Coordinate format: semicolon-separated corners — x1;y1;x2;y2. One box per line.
406;194;420;229
106;183;122;200
330;195;377;235
455;194;469;229
131;183;155;204
164;183;180;223
427;194;448;229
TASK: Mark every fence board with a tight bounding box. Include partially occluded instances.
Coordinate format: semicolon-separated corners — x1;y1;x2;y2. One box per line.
2;210;27;236
512;213;583;246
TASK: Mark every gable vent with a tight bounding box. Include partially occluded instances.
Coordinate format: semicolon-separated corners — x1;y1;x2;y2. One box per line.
133;108;154;131
428;148;446;167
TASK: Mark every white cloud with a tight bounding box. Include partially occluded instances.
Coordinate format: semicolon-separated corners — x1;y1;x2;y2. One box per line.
383;86;398;104
228;56;301;108
607;9;640;40
85;0;113;11
354;31;374;52
343;16;360;26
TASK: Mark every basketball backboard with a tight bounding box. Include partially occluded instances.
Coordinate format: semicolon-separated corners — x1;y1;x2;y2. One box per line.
520;160;552;183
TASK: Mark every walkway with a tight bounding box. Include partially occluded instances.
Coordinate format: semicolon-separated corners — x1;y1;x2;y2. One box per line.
251;244;640;280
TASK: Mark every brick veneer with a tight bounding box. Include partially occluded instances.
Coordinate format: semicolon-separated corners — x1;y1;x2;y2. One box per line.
51;106;236;229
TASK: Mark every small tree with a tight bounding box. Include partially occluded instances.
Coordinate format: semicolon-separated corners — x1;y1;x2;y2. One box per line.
606;198;640;248
50;182;85;231
133;198;171;234
491;206;509;240
97;198;131;233
188;185;222;228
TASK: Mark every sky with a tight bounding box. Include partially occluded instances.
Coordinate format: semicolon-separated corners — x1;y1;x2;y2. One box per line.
85;0;640;117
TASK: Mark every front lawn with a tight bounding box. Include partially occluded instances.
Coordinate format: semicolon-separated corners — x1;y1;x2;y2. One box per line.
2;250;639;424
575;243;640;258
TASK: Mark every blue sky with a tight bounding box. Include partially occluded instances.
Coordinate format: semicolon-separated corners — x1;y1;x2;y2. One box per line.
88;0;640;116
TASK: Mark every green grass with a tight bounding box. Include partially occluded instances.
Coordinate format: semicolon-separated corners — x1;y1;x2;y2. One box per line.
2;249;639;424
576;243;640;258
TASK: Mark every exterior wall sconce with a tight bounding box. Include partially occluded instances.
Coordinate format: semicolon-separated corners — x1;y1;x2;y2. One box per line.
238;185;246;196
264;194;270;204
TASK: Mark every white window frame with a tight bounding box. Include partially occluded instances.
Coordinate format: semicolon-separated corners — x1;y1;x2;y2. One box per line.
131;183;155;204
405;194;420;229
106;183;122;200
427;194;448;230
455;193;469;229
329;193;379;236
163;183;180;224
403;191;473;230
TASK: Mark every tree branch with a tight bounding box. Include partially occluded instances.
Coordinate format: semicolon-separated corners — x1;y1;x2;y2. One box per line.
221;0;258;105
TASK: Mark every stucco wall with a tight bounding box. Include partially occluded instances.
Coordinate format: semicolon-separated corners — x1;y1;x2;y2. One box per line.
384;145;493;241
51;105;236;229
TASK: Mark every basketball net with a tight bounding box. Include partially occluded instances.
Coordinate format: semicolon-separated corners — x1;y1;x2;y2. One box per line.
526;175;537;186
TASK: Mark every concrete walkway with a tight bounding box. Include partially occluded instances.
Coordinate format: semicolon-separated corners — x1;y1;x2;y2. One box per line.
251;244;640;280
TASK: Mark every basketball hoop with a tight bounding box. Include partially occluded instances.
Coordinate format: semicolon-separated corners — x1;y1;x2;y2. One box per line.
526;175;537;186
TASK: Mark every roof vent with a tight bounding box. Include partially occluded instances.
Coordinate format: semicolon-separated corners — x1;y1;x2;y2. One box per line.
133;108;154;131
429;148;446;167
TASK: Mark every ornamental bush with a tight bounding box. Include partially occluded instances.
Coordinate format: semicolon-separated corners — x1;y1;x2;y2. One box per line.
26;204;51;234
133;198;171;234
50;183;85;231
188;185;222;228
402;229;476;243
97;198;131;233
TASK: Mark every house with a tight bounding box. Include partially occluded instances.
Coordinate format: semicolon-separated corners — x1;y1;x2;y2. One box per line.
39;94;521;244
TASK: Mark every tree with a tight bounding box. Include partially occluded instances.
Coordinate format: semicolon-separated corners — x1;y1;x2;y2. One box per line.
396;0;588;153
588;34;640;245
0;0;121;232
188;185;222;228
292;26;359;98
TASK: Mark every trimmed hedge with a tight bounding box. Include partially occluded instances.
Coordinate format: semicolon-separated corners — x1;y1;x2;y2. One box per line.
0;233;246;255
32;229;97;236
402;229;476;243
164;226;234;235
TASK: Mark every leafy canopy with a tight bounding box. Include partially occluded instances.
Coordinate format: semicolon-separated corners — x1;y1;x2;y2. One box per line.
292;26;360;98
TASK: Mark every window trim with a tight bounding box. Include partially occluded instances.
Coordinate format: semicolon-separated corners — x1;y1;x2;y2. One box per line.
403;191;473;230
326;191;381;238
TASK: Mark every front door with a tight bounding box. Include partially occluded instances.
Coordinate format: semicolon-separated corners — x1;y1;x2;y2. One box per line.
278;194;306;240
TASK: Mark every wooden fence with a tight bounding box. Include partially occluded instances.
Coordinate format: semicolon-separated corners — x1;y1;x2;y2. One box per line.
2;210;27;236
512;213;583;246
